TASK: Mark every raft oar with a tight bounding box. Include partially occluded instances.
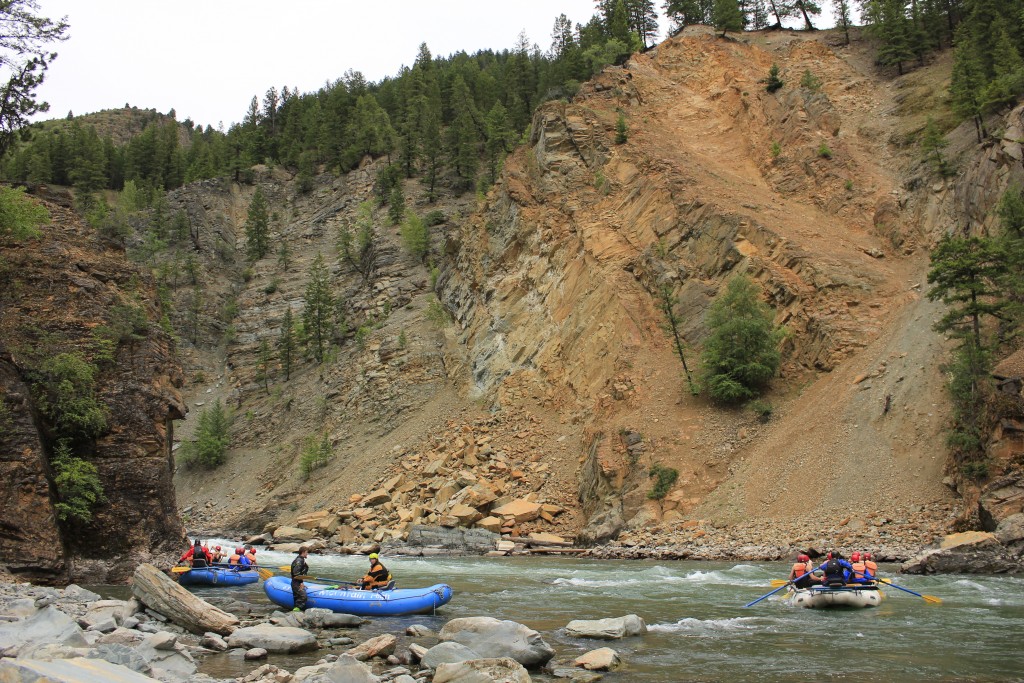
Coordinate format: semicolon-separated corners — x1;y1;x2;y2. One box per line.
745;581;794;607
877;578;942;604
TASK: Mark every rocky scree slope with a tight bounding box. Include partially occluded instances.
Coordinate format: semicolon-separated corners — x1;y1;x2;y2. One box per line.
174;29;1022;552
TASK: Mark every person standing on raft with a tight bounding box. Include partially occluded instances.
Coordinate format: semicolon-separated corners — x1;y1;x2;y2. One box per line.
290;547;310;612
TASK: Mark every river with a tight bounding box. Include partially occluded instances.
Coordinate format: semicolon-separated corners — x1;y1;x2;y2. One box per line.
126;544;1024;682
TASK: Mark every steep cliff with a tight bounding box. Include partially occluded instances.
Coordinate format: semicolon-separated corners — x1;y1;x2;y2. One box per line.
0;189;186;583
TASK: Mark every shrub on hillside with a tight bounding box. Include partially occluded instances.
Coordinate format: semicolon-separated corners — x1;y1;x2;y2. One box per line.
700;275;785;404
179;399;230;469
33;352;108;443
300;432;333;479
51;439;106;524
0;185;49;240
648;464;679;500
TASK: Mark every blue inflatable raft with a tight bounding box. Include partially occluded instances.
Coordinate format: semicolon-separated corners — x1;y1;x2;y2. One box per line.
177;566;260;587
263;576;453;616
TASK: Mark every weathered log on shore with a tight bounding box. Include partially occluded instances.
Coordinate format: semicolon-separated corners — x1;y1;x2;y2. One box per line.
130;564;237;635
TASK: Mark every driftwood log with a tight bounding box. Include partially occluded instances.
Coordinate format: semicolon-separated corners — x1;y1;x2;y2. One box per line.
131;563;238;635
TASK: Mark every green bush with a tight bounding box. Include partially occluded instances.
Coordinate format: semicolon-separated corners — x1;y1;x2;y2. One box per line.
749;399;773;421
648;464;679;500
800;69;822;92
424;210;447;227
0;185;49;240
400;211;429;262
764;64;784;93
300;433;333;478
770;141;781;158
818;142;833;159
179;400;230;469
34;352;108;443
51;440;106;523
700;275;785;404
615;113;628;144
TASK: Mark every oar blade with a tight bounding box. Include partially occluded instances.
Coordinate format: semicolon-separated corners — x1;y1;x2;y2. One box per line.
923;594;943;604
256;567;274;581
171;566;191;573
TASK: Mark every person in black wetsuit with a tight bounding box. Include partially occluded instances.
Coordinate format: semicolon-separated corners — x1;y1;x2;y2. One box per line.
290;547;309;612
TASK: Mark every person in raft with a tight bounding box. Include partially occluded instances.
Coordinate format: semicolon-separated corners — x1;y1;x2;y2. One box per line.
209;545;225;564
788;554;821;588
290;547;310;612
180;539;210;567
358;552;392;590
244;546;258;566
849;552;874;584
819;551;854;586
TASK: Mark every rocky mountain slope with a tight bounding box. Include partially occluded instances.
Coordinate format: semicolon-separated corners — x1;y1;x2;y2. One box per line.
169;27;1024;553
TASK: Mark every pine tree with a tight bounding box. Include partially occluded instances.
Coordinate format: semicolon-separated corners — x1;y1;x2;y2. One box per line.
484;101;514;185
400;211;429;262
446;74;480;192
278;238;291;272
279;306;296;381
983;18;1024;112
876;0;915;75
713;0;745;36
303;252;334;363
950;34;989;142
920;116;949;175
245;187;270;260
834;0;853;44
927;235;1008;349
255;338;272;393
793;0;820;30
700;275;785;403
388;181;405;225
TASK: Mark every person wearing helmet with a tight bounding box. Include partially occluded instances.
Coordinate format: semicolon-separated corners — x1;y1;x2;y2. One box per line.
788;553;818;589
863;552;878;582
244;546;258;566
849;552;870;584
209;545;224;564
228;547;243;566
819;550;853;586
358;552;392;590
180;539;210;568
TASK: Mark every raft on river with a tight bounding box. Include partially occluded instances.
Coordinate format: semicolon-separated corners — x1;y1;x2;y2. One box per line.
787;584;885;609
176;566;260;587
263;576;453;616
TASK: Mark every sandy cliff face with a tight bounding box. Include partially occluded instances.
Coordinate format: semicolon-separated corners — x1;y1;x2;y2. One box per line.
0;192;186;583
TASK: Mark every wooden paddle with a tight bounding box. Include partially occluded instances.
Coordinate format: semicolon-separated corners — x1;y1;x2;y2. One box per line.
878;579;942;604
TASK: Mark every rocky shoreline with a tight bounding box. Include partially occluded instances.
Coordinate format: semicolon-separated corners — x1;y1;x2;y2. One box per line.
0;565;642;683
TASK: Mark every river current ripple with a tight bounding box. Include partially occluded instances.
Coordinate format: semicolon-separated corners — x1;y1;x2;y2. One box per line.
175;544;1024;682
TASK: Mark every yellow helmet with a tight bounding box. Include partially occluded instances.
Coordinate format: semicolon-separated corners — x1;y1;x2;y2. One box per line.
369;552;379;559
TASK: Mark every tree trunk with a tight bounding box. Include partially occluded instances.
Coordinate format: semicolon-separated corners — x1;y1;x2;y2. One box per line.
131;563;238;635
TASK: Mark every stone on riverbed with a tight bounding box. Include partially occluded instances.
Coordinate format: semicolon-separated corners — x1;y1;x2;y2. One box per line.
565;615;646;639
345;633;397;660
294;654;380;683
0;656;156;682
421;641;479;668
227;623;318;653
0;605;87;657
301;607;365;629
245;647;268;660
574;647;621;671
438;616;554;667
433;657;532;682
200;632;229;651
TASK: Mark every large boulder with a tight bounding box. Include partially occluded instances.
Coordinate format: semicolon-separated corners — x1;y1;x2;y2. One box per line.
901;531;1024;574
565;614;646;639
273;526;316;542
226;623;318;653
438;617;553;667
421;641;480;669
995;513;1024;546
0;657;157;682
433;657;532;683
491;500;541;524
0;605;87;657
135;640;197;681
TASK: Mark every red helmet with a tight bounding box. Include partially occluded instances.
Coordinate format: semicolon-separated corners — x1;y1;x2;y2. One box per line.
864;552;873;560
250;549;256;554
826;552;833;560
851;552;861;562
235;547;243;554
215;545;221;550
798;554;810;562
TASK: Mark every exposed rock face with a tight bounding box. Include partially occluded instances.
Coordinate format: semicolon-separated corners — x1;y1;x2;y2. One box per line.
0;195;185;583
901;531;1024;574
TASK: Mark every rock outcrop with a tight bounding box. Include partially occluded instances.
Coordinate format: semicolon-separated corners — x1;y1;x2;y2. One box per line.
0;194;185;583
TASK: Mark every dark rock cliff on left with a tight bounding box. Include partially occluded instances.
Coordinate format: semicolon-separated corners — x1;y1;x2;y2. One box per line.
0;188;186;583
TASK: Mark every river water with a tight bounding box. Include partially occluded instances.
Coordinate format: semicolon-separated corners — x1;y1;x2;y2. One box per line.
144;544;1024;682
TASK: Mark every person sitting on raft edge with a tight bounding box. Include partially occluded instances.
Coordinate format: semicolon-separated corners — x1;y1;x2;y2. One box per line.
788;553;821;588
358;552;392;590
819;551;854;586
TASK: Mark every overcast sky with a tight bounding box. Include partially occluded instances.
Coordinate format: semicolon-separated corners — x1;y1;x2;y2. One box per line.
33;1;621;130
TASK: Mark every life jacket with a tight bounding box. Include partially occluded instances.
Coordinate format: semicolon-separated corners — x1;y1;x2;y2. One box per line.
362;561;392;589
790;561;812;579
244;551;257;565
191;548;209;567
865;559;878;577
850;560;868;582
228;553;241;565
823;558;847;585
